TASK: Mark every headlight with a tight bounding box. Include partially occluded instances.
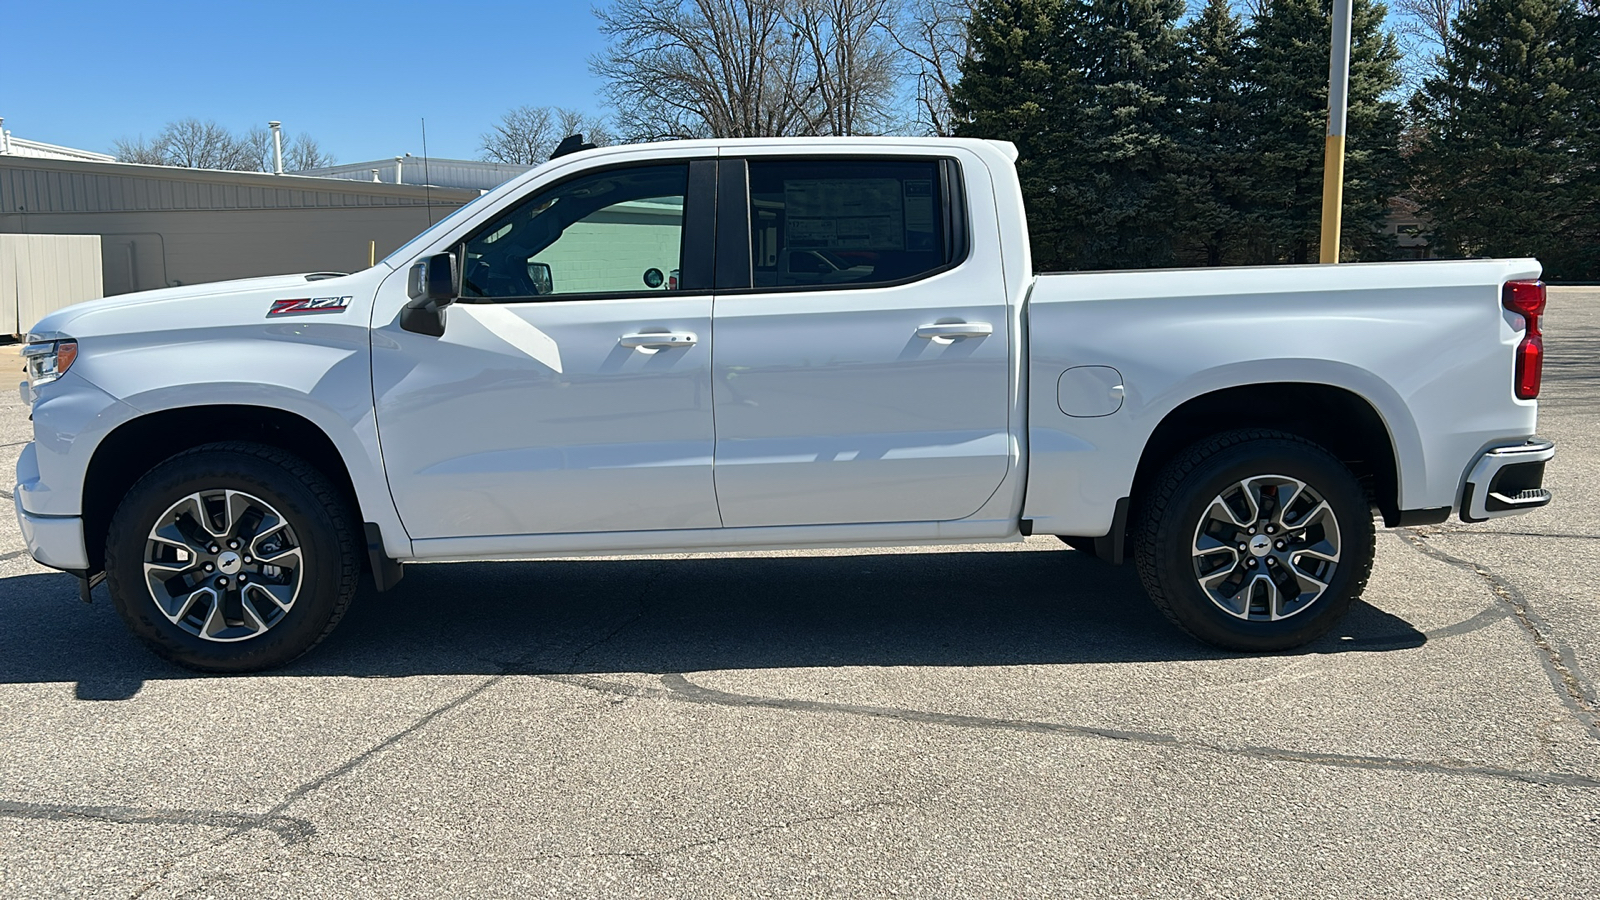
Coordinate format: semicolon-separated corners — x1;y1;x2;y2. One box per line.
22;333;78;389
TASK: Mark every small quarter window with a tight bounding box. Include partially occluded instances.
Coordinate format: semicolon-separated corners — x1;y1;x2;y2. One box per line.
748;159;949;289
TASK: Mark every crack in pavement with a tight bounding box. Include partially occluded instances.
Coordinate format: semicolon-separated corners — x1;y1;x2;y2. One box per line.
1399;528;1600;741
1457;531;1600;542
0;799;314;847
230;676;506;841
122;583;674;895
535;673;1600;790
128;675;508;898
530;799;911;865
312;799;912;869
563;562;665;672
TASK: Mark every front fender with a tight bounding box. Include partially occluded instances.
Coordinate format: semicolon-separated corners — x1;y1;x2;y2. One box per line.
61;327;410;560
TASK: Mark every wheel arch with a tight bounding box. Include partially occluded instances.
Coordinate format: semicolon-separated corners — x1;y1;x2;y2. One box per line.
1129;381;1409;532
82;405;368;572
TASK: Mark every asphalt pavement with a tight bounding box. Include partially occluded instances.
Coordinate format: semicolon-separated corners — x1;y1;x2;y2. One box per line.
1;289;1597;898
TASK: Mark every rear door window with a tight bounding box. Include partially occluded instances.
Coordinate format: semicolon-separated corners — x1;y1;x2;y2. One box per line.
747;159;951;289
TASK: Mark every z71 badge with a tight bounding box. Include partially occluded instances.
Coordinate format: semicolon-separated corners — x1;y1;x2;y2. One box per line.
268;296;351;317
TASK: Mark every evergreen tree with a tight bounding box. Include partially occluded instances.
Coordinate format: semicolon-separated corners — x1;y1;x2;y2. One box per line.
1170;0;1251;265
953;0;1070;267
1410;0;1600;280
1243;0;1404;263
955;0;1187;270
1044;0;1188;269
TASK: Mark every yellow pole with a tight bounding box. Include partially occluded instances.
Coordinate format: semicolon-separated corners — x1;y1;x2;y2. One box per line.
1320;0;1354;264
369;240;376;268
1319;135;1346;264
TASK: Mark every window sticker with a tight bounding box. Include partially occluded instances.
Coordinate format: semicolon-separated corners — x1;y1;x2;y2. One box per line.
903;180;935;234
783;178;904;250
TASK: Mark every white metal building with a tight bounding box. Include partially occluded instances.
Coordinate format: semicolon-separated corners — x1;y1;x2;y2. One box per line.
298;156;532;192
0;119;117;163
0;154;477;295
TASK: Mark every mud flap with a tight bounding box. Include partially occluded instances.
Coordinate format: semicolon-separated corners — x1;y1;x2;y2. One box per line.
72;569;105;604
364;523;405;592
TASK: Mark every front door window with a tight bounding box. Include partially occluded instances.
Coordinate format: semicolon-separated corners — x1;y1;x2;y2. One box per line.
461;165;687;299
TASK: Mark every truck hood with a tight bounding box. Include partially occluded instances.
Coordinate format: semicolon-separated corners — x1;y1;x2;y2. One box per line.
27;272;362;338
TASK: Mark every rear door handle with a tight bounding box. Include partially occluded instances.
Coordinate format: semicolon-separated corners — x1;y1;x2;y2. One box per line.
915;322;993;340
620;331;698;349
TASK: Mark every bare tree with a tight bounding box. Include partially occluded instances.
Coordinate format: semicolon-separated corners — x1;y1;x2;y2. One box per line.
243;127;275;171
595;0;814;139
883;0;972;135
285;134;336;171
155;119;256;169
1393;0;1464;88
110;135;169;165
592;0;906;140
791;0;903;136
114;119;334;172
480;106;614;164
244;127;339;171
1231;0;1269;19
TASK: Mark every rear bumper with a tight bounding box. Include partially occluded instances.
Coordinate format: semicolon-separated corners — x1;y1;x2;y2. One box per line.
14;492;88;572
1461;438;1554;523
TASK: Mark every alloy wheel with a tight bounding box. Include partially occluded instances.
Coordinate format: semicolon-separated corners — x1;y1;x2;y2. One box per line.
142;489;304;642
1190;474;1342;622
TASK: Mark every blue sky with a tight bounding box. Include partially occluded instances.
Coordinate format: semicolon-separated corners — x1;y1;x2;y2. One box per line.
0;0;613;163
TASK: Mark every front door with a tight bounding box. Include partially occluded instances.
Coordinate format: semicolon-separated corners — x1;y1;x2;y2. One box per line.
372;161;721;539
710;155;1013;527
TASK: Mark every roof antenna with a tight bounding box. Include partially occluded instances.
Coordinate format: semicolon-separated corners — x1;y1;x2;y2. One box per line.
551;134;596;160
420;117;434;225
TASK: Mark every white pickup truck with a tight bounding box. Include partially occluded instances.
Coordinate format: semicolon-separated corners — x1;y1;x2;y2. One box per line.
15;137;1555;671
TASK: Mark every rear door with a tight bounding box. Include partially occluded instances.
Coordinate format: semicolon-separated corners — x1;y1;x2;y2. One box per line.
709;153;1013;527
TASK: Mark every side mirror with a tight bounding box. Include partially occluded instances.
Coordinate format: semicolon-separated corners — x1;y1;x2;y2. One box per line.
402;253;457;337
528;262;553;295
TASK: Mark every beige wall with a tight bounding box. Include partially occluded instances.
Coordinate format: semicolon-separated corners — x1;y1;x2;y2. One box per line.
0;206;461;295
0;234;103;334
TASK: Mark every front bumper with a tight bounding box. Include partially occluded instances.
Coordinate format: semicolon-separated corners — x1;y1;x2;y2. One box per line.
14;491;88;572
1461;438;1555;523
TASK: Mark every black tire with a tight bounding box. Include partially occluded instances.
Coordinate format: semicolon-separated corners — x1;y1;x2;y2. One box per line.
104;442;359;672
1133;429;1375;652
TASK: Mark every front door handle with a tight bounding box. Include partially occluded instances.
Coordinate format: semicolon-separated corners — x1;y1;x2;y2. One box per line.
619;331;698;350
915;322;993;340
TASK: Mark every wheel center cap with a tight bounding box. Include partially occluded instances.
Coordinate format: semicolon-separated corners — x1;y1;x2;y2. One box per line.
217;551;243;575
1248;535;1273;558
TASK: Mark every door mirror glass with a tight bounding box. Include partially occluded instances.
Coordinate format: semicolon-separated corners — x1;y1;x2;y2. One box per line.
407;252;458;304
402;252;458;337
528;262;553;295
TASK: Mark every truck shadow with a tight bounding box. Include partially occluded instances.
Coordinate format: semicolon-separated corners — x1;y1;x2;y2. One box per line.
0;548;1427;700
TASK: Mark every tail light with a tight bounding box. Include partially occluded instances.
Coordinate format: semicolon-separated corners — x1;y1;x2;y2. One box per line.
1503;280;1545;400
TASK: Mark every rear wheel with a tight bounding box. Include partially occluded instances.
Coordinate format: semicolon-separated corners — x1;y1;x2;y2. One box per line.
104;442;359;672
1134;430;1375;651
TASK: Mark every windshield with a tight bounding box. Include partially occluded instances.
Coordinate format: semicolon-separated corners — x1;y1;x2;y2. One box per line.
379;191;500;268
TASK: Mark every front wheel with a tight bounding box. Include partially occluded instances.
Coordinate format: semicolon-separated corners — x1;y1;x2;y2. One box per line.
104;443;359;672
1134;430;1375;651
